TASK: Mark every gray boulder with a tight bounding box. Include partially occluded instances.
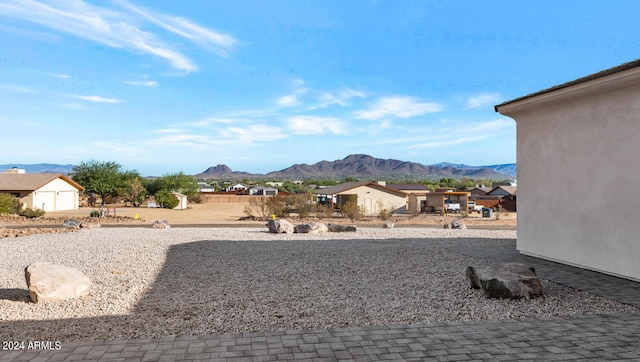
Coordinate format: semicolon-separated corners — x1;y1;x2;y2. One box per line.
152;220;170;229
62;219;82;228
451;220;467;229
382;222;394;229
327;223;357;232
267;219;295;233
466;263;543;299
294;222;328;234
25;262;91;303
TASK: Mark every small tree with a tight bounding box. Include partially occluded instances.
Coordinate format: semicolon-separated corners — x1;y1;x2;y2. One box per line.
122;177;147;207
377;201;392;221
244;196;271;219
155;190;179;209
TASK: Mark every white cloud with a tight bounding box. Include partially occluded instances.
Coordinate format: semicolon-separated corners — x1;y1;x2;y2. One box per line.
190;117;238;126
219;124;287;144
49;73;71;79
407;136;486;149
75;95;123;103
0;0;237;72
124;80;158;87
288;116;348;135
465;118;514;132
466;93;501;109
318;88;366;107
277;94;299;107
0;83;33;93
355;96;443;120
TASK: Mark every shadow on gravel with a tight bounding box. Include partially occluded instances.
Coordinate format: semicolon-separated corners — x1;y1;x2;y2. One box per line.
0;288;29;302
2;236;639;343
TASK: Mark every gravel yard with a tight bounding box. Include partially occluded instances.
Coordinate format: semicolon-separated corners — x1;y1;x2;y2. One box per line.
0;227;636;342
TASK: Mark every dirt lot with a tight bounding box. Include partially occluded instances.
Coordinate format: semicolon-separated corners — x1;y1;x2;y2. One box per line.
1;201;516;229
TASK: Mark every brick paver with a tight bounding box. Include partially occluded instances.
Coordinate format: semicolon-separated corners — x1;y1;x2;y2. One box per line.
2;238;639;361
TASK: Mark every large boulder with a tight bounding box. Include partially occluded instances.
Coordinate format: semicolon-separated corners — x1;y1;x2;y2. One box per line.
267;219;295;233
294;222;328;234
62;219;82;228
152;220;170;229
327;223;357;232
466;263;543;299
25;262;91;303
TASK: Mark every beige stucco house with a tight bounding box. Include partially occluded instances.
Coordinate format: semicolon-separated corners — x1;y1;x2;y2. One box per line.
315;181;407;216
0;172;84;212
495;59;640;281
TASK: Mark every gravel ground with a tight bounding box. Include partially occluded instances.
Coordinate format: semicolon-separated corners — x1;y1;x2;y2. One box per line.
0;227;637;342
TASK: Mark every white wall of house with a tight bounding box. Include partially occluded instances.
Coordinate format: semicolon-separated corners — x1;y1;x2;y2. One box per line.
497;66;640;281
32;178;80;211
340;186;406;216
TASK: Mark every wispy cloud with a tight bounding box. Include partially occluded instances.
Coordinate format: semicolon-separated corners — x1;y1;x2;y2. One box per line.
75;95;123;103
0;0;237;73
316;88;366;108
465;93;501;109
288;116;348;135
355;96;443;120
0;83;33;93
465;118;514;132
124;80;158;87
49;73;71;79
277;94;299;107
218;124;287;144
116;0;236;57
407;136;486;149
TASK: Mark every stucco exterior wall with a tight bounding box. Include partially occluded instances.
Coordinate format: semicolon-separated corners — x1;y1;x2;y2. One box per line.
32;178;80;211
340;186;406;216
497;68;640;281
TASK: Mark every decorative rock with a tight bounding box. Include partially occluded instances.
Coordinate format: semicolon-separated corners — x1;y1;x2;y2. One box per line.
466;262;543;299
445;221;467;229
62;219;82;228
267;219;295;233
25;262;91;303
294;222;328;234
152;220;170;229
382;222;394;229
327;223;357;232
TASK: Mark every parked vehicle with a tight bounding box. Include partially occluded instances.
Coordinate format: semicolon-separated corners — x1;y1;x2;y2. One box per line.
444;200;460;212
468;201;483;213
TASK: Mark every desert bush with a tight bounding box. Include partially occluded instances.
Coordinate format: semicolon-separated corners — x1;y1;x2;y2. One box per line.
292;192;313;219
377;201;392;221
19;208;45;218
0;193;16;215
340;200;364;222
315;203;335;219
90;210;101;218
244;196;271;219
155;190;179;209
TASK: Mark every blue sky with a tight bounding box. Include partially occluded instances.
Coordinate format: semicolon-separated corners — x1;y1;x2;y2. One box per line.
1;1;639;176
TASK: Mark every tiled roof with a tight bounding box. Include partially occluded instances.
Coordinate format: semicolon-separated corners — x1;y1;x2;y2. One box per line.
0;173;84;191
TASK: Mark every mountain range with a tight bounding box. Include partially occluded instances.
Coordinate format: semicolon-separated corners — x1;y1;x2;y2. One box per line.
1;155;516;180
195;154;516;180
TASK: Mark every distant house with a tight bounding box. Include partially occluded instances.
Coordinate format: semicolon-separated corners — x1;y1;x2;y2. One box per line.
466;186;492;196
225;183;249;192
0;172;84;212
315;181;407;216
197;182;215;193
249;185;278;196
387;184;430;214
495;58;640;281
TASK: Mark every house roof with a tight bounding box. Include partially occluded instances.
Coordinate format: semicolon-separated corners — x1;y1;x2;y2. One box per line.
489;185;517;196
0;173;84;191
316;181;407;197
387;183;430;191
495;58;640;111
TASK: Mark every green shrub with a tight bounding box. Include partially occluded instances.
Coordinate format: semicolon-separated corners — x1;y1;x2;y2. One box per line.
90;210;101;217
155;190;179;209
0;193;15;215
340;200;364;222
19;208;45;218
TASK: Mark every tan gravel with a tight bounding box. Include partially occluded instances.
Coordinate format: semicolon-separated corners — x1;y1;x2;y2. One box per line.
0;227;635;343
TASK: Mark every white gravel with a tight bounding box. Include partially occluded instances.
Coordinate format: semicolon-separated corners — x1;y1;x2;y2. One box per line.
0;227;637;342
